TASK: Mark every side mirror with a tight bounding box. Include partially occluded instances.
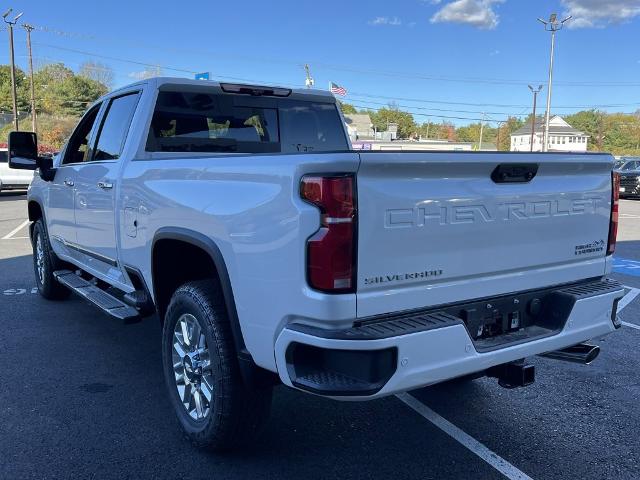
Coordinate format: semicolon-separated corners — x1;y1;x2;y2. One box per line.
8;131;39;170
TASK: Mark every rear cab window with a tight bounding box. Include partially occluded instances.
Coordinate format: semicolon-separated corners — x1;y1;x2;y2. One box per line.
146;88;348;154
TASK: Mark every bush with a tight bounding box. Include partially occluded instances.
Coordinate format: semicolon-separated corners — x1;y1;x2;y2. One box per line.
1;114;79;151
37;115;79;150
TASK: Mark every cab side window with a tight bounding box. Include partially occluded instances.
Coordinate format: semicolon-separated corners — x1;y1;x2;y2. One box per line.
62;104;101;165
92;92;140;161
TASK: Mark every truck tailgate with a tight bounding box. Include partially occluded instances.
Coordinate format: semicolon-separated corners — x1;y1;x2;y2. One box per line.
356;152;613;318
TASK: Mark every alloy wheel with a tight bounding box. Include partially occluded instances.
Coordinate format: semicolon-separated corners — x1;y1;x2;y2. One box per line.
172;313;214;420
35;234;45;285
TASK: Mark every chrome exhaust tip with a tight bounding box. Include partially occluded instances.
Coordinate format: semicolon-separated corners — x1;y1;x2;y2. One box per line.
539;343;600;365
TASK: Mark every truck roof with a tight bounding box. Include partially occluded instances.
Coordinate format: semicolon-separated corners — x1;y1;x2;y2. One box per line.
106;76;337;104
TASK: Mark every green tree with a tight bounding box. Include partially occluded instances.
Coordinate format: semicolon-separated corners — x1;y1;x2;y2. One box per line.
33;63;107;116
337;101;357;115
0;65;30;114
456;123;483;142
496;116;524;151
602;113;640;155
564;110;606;151
369;105;417;139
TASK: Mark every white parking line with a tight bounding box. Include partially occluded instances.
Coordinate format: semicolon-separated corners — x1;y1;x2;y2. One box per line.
622;322;640;331
1;219;30;240
396;392;533;480
620;287;640;330
395;286;640;479
619;287;640;311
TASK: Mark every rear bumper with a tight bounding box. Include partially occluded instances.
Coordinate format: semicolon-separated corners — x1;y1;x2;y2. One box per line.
274;278;625;400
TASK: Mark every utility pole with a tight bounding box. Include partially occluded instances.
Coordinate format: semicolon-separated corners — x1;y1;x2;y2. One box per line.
528;84;543;152
304;64;314;88
496;120;504;151
538;13;571;152
23;23;37;132
478;112;486;151
3;9;24;131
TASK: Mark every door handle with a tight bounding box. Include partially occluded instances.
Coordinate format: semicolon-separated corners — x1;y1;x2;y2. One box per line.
64;179;74;187
97;181;113;190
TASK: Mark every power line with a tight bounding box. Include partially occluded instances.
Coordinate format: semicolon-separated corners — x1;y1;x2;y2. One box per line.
33;42;198;75
31;44;640;113
346;91;640;110
22;24;640;88
346;97;525;116
348;103;510;123
9;38;635;112
4;30;637;122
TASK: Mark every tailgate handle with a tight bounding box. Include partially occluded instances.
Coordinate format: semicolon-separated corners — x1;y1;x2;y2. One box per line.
491;164;538;183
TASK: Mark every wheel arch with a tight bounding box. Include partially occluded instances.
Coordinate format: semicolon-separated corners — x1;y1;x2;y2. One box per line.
27;200;44;239
151;227;247;359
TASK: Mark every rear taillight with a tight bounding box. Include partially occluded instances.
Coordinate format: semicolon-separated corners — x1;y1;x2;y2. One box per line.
608;171;620;255
300;175;356;293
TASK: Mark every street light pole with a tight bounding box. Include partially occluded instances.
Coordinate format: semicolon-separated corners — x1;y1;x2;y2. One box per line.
528;84;543;152
304;64;314;88
23;24;37;133
538;13;571;152
3;9;24;131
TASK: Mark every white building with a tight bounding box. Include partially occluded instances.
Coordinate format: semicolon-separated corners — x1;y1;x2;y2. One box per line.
510;115;589;152
344;113;375;140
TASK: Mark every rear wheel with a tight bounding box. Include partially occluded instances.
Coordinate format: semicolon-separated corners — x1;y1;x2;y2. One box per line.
162;280;272;451
32;219;70;300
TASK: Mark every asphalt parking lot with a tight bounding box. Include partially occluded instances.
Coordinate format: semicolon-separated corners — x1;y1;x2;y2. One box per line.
1;191;639;480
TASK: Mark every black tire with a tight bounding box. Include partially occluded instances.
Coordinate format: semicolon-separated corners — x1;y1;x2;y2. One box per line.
162;280;272;451
32;219;71;300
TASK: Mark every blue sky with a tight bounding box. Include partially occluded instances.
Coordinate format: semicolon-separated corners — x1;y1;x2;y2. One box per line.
1;0;639;126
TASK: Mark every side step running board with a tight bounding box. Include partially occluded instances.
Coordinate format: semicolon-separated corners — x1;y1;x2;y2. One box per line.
54;270;141;322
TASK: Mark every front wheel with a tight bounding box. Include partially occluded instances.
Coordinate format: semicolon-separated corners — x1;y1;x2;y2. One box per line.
32;219;70;300
162;280;272;451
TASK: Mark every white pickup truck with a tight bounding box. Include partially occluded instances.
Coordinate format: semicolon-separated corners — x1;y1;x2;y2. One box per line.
8;77;625;451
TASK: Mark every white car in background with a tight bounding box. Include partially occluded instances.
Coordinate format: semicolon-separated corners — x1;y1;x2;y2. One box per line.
0;147;34;191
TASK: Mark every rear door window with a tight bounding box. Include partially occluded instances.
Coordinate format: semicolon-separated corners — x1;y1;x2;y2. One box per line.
93;92;140;161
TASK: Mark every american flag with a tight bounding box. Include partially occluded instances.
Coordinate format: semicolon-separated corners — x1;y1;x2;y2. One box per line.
330;82;347;96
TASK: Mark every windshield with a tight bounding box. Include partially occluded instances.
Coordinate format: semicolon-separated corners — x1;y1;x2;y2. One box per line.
620;160;640;171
